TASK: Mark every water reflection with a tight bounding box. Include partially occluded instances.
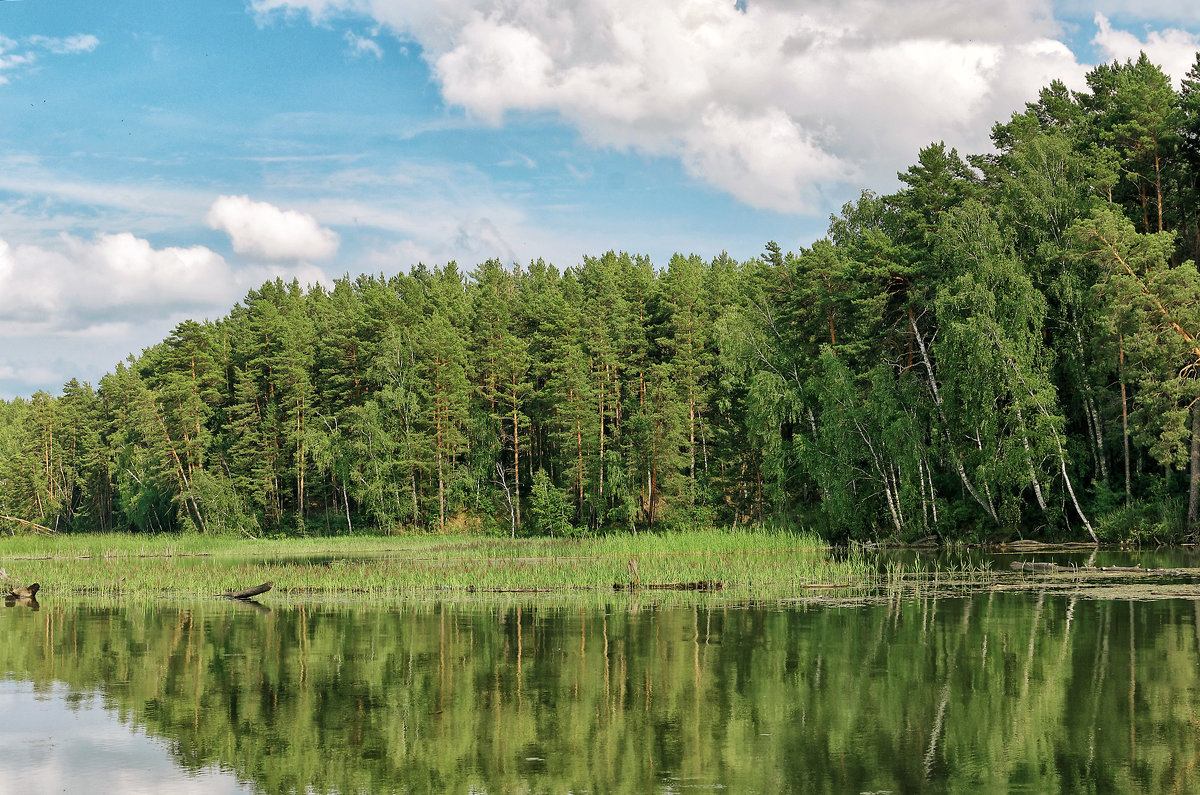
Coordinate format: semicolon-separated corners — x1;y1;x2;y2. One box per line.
4;595;39;610
0;680;249;794
2;593;1200;793
876;543;1200;572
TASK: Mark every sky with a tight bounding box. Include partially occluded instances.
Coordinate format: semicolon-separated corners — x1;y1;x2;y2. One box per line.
1;1;1200;397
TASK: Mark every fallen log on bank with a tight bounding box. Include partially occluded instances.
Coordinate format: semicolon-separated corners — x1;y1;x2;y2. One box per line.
219;581;273;599
1010;562;1197;576
612;579;724;592
1010;562;1061;573
1000;540;1096;551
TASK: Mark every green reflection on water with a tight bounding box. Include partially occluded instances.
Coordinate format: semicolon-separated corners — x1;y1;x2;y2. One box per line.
3;593;1200;793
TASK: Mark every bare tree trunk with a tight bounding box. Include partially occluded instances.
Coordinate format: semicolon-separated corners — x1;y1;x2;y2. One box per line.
411;471;419;527
987;328;1097;543
1060;450;1098;544
496;462;516;538
598;372;605;500
1155;153;1164;234
689;390;696;505
1120;334;1132;501
512;381;521;529
1016;406;1048;513
1188;401;1200;538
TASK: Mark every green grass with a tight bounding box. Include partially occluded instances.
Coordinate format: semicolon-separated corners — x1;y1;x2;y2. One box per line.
0;528;882;599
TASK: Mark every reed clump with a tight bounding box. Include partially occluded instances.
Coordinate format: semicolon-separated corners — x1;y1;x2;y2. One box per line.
0;529;881;599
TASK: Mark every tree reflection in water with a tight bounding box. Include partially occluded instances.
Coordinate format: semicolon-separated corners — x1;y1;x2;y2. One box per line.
1;594;1199;793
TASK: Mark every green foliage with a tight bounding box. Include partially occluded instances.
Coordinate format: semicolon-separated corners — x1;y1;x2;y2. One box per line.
528;468;577;537
1095;495;1187;544
7;53;1200;542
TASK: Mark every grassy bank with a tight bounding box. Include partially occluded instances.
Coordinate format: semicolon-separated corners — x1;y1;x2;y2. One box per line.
0;528;880;599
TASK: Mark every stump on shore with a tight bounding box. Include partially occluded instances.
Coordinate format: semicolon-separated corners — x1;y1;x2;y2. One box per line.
3;582;39;599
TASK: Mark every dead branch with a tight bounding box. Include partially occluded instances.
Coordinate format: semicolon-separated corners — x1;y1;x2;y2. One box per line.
0;515;54;535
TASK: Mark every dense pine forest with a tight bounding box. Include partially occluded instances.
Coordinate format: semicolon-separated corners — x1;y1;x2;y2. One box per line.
5;54;1200;543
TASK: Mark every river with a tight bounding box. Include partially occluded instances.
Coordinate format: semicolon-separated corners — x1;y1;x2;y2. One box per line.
2;575;1200;792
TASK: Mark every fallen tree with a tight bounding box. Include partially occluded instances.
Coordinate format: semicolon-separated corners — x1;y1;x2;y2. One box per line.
219;582;273;599
0;515;54;535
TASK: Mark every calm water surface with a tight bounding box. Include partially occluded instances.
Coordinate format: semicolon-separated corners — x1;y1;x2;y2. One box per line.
3;588;1200;793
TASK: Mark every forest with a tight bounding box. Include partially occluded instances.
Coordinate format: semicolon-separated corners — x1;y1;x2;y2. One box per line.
4;53;1200;543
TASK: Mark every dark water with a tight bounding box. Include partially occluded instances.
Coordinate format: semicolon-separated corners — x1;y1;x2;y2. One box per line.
3;591;1200;794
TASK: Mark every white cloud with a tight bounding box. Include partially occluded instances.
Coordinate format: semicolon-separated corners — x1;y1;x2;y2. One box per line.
0;38;35;86
679;105;854;211
0;684;248;794
249;0;1094;213
452;216;516;264
0;33;98;86
206;195;340;261
0;232;328;334
0;234;233;330
0;229;334;396
1092;13;1200;84
27;34;100;55
250;0;358;22
345;31;383;59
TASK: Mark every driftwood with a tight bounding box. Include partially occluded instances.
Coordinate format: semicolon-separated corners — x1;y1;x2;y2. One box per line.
1011;562;1197;576
219;581;273;599
1001;540;1096;551
1008;559;1065;574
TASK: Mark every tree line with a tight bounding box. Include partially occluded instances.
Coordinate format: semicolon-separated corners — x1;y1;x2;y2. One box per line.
4;52;1200;542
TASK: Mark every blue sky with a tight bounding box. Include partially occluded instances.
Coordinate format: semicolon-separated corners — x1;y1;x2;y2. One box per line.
1;0;1200;397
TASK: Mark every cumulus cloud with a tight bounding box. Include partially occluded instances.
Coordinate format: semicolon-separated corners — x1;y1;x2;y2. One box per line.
1092;13;1200;84
0;234;235;330
250;0;1092;213
206;195;340;261
0;233;328;335
0;228;334;396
